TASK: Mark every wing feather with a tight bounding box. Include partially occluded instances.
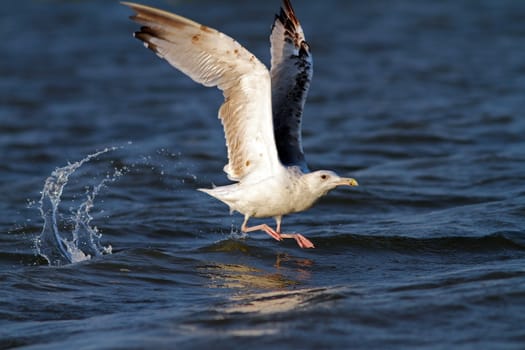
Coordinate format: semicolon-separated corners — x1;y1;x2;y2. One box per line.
123;2;281;181
270;0;313;171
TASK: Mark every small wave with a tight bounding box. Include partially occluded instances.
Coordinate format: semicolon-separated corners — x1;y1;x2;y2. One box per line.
314;231;525;254
192;230;525;258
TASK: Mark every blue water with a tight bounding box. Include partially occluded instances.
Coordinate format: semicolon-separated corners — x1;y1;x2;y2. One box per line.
2;0;525;349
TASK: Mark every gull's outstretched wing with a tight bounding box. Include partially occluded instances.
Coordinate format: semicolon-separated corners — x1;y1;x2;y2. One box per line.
270;0;313;171
123;2;281;181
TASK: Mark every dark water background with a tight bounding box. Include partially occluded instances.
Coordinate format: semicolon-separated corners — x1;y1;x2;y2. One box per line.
2;0;525;348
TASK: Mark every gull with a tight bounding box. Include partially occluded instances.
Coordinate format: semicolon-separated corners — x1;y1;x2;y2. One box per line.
123;0;358;248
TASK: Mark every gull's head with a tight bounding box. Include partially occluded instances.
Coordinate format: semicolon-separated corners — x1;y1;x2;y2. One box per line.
304;170;359;197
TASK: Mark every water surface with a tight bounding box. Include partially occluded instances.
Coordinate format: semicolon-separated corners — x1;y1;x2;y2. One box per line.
1;0;525;349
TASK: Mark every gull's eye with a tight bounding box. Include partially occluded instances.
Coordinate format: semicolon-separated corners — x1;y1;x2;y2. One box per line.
320;174;328;180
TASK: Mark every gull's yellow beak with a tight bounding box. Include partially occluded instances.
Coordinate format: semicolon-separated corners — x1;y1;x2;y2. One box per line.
338;177;359;187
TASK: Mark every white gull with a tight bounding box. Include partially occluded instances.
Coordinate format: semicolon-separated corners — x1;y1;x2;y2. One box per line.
123;0;358;248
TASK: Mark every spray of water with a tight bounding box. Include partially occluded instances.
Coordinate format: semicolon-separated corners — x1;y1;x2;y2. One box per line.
36;148;121;265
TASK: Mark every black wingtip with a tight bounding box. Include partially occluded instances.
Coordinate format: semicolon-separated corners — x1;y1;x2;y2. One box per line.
299;41;311;56
282;0;295;15
133;31;160;53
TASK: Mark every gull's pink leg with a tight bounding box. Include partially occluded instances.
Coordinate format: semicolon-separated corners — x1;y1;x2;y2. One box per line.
241;217;314;248
280;233;315;249
275;217;315;249
241;218;282;242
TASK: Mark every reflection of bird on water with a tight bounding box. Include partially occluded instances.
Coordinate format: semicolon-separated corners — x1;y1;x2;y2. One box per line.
201;262;298;290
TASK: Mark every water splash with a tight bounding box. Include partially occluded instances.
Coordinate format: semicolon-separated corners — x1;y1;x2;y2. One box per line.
36;148;122;266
